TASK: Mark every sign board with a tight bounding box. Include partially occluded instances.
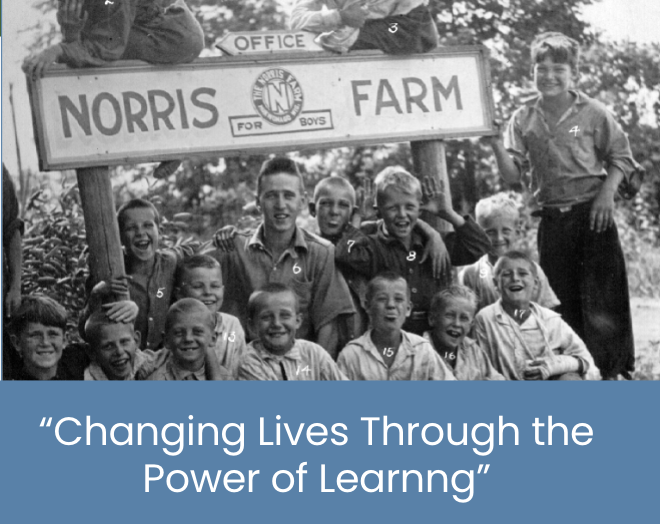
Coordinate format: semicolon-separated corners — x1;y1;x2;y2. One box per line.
216;31;323;55
28;47;496;171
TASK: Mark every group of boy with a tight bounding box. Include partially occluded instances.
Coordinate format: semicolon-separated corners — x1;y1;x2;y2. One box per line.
12;0;638;381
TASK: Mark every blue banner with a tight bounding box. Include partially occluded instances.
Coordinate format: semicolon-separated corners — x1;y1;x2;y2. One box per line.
1;382;658;523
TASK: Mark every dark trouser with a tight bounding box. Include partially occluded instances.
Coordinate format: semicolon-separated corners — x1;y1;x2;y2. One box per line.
350;5;439;55
537;201;635;379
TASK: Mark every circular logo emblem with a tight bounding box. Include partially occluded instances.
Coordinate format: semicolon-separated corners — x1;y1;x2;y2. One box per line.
251;68;303;125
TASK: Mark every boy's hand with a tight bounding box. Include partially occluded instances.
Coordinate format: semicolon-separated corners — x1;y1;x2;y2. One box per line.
415;219;451;279
523;360;546;380
60;0;88;29
352;177;377;226
590;186;616;233
22;45;64;80
420;176;450;217
482;118;505;146
213;225;238;252
102;300;139;323
89;276;132;304
339;3;367;28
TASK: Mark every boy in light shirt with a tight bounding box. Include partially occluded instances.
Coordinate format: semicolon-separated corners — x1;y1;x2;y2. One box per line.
238;283;346;381
174;254;246;378
474;251;599;381
458;193;559;312
338;272;455;380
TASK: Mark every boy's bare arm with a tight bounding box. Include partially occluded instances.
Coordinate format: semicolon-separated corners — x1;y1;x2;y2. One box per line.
487;121;522;184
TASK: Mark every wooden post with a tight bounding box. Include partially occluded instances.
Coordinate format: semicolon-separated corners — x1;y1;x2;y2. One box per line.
76;167;128;301
411;140;453;233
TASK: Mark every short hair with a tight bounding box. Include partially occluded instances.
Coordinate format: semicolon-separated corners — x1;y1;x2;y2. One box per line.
174;254;222;287
9;295;67;336
475;193;520;225
365;271;410;304
257;157;304;197
313;176;356;205
116;198;160;232
84;310;134;345
166;298;215;331
531;32;580;72
429;285;478;318
373;166;422;206
247;283;300;321
493;250;538;279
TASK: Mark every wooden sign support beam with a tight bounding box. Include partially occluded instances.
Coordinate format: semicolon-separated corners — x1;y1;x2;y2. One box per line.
76;167;128;301
411;140;452;233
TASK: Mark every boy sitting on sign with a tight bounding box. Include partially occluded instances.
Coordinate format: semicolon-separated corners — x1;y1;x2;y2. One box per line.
474;251;599;381
488;32;640;379
237;283;346;381
335;167;490;336
174;254;247;378
338;272;454;380
458;193;559;312
424;285;504;381
290;0;438;54
22;0;205;179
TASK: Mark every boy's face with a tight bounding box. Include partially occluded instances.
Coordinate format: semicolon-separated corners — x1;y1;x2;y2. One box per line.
496;258;539;309
429;297;475;351
13;322;64;374
378;187;420;242
251;291;301;355
166;311;215;368
120;207;159;263
534;57;575;99
366;279;411;334
94;323;140;380
177;267;224;315
258;173;305;235
313;185;354;238
479;213;519;259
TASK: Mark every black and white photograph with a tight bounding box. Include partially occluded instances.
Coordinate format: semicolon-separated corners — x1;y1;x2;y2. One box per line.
2;0;659;383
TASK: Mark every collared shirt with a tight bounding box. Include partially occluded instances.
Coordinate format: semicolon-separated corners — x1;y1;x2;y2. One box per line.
213;224;354;342
423;332;504;381
458;254;560;311
474;300;600;381
237;339;347;381
84;347;168;380
336;217;490;335
505;91;638;207
338;329;456;381
146;350;233;381
214;312;247;379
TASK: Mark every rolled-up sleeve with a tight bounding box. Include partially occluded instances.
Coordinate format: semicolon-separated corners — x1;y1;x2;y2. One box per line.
290;0;343;32
504;111;530;176
595;109;639;183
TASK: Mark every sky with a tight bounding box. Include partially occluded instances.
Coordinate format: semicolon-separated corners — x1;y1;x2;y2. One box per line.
1;0;659;174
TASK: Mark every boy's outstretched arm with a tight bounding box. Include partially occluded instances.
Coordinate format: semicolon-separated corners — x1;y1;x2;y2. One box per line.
487;121;522;185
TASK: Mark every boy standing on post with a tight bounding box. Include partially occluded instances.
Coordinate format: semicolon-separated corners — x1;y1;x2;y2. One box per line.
488;32;638;379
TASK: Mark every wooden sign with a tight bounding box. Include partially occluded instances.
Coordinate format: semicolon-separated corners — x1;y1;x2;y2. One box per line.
28;46;496;171
216;31;323;55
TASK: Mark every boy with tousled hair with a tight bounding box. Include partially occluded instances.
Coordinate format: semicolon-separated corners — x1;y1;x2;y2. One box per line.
212;157;355;358
488;32;639;379
237;283;346;381
424;285;504;380
174;254;246;378
8;295;81;380
474;251;599;381
336;166;490;335
458;192;558;311
147;298;231;380
338;272;455;380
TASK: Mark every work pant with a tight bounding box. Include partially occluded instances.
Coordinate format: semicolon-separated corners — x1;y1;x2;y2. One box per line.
537;201;635;379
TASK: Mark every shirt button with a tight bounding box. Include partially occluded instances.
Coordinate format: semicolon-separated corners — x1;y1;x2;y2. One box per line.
412;288;418;294
149;317;153;322
409;269;413;274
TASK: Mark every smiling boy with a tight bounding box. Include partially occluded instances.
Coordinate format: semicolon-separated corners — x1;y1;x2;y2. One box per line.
474;251;599;381
212;157;354;358
338;272;454;380
336;167;490;335
488;32;638;379
174;255;246;377
237;283;346;381
458;193;559;311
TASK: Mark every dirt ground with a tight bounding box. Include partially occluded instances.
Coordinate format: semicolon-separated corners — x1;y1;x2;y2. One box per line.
631;297;660;380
